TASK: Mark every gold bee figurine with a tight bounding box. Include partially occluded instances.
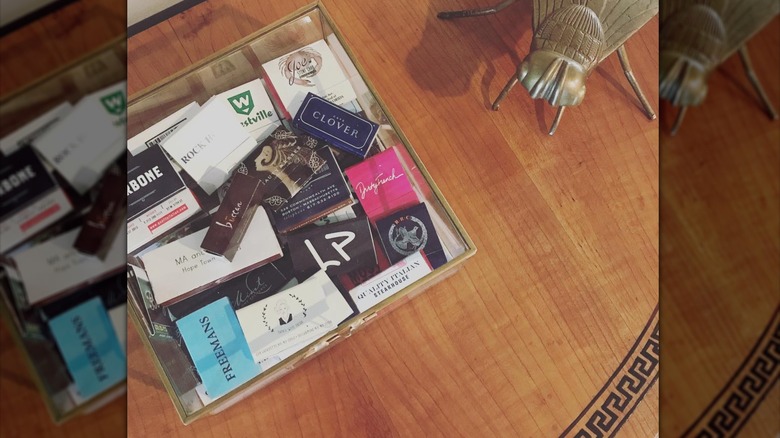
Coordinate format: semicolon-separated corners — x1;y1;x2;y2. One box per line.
439;0;659;135
660;0;779;135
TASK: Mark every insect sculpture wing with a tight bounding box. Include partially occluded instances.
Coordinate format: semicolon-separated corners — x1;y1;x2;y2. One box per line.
661;0;780;64
716;0;779;63
532;0;659;64
598;0;659;63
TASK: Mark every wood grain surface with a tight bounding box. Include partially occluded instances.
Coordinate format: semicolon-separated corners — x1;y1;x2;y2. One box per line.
0;1;126;436
127;0;659;436
0;0;125;98
660;20;780;438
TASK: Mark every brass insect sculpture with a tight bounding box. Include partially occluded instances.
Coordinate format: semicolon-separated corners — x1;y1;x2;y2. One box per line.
660;0;779;135
438;0;659;135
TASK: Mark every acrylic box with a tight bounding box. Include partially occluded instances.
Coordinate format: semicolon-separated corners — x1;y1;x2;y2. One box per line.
0;38;127;423
127;2;475;424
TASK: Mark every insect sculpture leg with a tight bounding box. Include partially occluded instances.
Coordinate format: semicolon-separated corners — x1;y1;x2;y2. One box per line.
437;0;517;19
671;106;687;136
737;45;779;120
491;69;520;111
616;45;656;120
549;106;565;136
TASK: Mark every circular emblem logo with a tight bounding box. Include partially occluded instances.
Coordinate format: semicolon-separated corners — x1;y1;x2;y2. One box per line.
388;215;428;256
261;295;307;334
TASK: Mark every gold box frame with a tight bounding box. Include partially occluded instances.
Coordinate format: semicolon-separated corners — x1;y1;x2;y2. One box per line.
127;2;476;424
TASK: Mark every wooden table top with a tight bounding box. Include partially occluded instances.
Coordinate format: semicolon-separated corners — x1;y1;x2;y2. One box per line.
659;20;780;438
127;0;659;436
0;0;774;436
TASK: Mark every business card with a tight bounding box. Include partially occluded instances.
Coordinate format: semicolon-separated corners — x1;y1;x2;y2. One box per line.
127;264;176;337
375;202;447;269
1;183;71;255
48;296;126;400
348;251;432;312
1;147;58;219
131;212;213;260
201;172;263;259
141;207;282;305
127;145;201;254
127;189;201;255
236;270;353;364
37;273;127;353
161;99;255;195
74;165;125;256
293;93;379;158
33;82;127;194
0;147;73;253
262;39;358;119
272;146;353;233
0;102;72;155
39;272;127;323
12;225;125;305
216;79;281;141
240;126;327;210
337;238;391;291
286;216;376;277
166;261;290;320
127;102;200;155
92;81;128;127
344;146;418;221
176;297;260;399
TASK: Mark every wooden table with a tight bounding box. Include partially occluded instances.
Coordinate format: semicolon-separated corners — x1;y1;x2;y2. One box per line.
0;322;126;437
0;0;125;98
127;1;659;436
0;1;126;436
659;20;780;438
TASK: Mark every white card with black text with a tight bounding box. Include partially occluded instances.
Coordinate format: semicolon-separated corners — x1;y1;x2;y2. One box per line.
33;82;127;193
161;99;255;194
13;226;125;305
127;102;200;155
0;102;72;155
141;208;281;305
236;270;352;364
216;79;281;141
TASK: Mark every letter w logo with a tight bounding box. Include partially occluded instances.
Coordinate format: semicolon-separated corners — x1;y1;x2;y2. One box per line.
228;91;254;115
100;91;126;115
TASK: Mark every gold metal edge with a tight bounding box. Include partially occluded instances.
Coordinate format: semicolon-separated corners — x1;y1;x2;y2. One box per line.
0;286;126;423
0;35;126;104
127;1;477;424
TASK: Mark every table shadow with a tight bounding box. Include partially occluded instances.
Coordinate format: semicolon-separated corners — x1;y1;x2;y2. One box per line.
405;0;532;109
